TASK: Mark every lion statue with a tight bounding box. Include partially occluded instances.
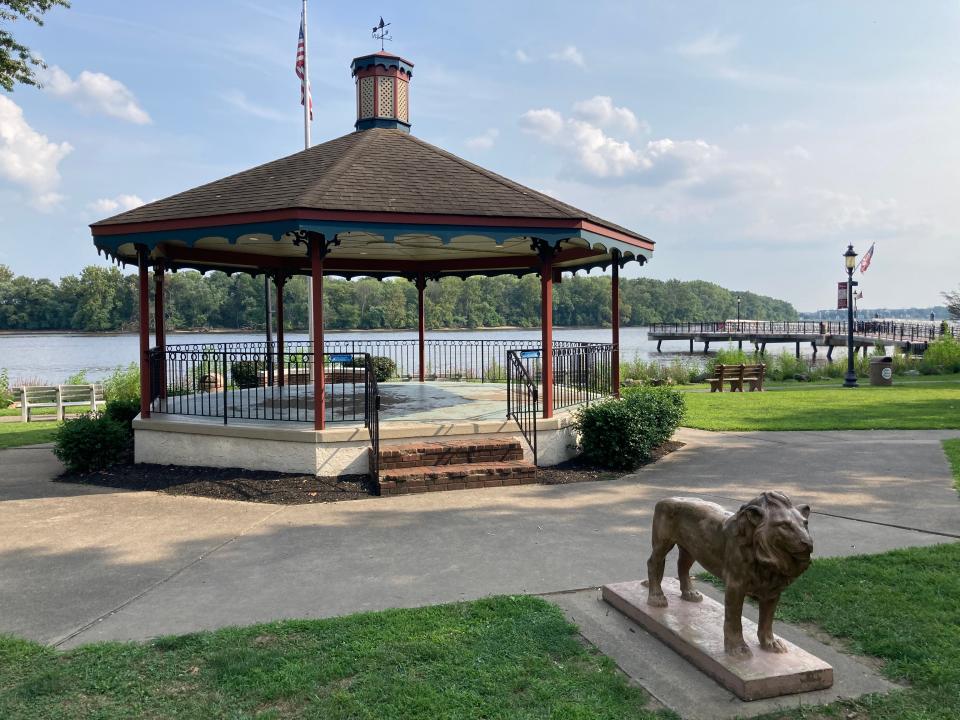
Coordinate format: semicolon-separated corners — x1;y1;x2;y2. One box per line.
645;491;813;657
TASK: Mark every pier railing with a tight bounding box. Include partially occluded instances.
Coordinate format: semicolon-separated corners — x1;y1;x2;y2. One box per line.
648;320;958;342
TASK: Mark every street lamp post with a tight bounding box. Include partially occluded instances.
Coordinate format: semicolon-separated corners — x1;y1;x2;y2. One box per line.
737;296;741;324
843;245;858;388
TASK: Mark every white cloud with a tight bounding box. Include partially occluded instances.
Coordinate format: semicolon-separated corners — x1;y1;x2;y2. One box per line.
465;128;499;151
42;65;151;124
0;96;73;211
520;103;727;187
89;194;146;214
676;31;740;57
514;49;532;63
785;145;811;160
549;45;585;67
572;96;647;135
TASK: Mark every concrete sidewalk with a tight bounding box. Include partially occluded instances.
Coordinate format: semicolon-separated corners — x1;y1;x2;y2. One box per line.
0;428;956;650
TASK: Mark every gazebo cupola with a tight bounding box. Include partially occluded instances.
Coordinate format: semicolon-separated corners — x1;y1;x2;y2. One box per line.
351;51;414;132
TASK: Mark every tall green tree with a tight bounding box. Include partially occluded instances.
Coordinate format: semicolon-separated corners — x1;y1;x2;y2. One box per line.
0;0;70;91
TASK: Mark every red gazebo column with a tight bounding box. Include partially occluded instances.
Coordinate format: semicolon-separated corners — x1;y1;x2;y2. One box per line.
541;257;554;419
154;262;166;399
417;273;426;382
276;274;286;387
611;253;620;398
137;246;151;419
310;241;326;430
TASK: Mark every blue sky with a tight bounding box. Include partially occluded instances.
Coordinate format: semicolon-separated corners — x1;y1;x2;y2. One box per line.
1;1;958;311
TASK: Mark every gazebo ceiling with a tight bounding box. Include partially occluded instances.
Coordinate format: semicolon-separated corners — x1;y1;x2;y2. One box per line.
91;64;654;279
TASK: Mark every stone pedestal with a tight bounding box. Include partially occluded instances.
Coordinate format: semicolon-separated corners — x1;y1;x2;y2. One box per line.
602;578;833;701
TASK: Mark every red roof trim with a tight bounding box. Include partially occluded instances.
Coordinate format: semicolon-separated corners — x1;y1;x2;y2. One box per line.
91;208;654;249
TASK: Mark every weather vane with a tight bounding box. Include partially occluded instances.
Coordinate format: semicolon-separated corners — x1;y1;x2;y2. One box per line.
372;17;392;51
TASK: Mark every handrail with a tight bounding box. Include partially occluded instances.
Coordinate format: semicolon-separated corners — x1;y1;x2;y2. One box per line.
506;349;538;465
365;353;381;484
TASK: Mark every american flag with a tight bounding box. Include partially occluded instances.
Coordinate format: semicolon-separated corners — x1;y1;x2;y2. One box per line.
295;9;313;121
859;243;874;273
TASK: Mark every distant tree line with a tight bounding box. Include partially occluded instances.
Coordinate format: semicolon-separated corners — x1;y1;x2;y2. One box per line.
800;306;952;321
0;264;797;332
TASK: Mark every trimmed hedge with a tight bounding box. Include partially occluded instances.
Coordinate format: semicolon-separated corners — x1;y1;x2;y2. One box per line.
231;360;264;389
53;413;130;473
104;398;141;433
574;386;685;470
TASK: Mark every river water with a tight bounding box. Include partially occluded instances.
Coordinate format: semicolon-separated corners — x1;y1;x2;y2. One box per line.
0;327;756;383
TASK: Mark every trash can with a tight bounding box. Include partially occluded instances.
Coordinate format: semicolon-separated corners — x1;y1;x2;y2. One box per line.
869;356;894;386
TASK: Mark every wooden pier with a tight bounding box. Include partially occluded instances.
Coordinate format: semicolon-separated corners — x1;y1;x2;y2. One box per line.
648;320;958;358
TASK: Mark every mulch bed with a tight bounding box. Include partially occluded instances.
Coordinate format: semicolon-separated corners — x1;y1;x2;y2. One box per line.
57;464;376;505
535;440;684;485
56;441;684;505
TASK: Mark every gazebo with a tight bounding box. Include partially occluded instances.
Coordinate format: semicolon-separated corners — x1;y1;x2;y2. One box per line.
90;50;654;485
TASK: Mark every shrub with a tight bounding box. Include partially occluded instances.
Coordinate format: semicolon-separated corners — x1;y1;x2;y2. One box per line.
64;369;90;385
53;413;130;473
369;356;397;382
231;360;264;389
920;336;960;375
620;356;700;386
575;386;685;470
103;363;140;402
0;368;12;409
104;398;141;433
706;348;753;373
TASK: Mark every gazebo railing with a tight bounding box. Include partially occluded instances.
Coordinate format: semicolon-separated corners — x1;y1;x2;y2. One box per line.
146;340;615;437
147;343;373;425
506;349;539;465
324;338;541;382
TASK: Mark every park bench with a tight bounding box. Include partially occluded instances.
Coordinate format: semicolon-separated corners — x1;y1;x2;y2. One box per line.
19;384;105;422
707;364;766;392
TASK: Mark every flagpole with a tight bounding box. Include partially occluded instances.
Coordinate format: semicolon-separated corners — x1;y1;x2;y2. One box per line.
302;0;311;150
302;0;314;349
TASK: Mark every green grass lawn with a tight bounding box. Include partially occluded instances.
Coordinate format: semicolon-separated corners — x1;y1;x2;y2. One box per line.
755;542;960;720
0;421;59;449
0;596;664;720
682;379;960;431
943;439;960;493
0;407;57;417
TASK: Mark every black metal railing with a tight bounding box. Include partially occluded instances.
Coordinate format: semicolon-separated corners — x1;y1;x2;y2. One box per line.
364;353;381;482
147;342;372;425
648;320;958;343
506;349;538;464
323;338;541;382
552;342;613;411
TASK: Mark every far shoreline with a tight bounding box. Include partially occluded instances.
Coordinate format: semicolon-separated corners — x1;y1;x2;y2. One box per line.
0;325;627;337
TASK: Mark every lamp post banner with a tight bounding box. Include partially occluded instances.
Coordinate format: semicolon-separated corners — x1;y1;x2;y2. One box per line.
837;281;848;309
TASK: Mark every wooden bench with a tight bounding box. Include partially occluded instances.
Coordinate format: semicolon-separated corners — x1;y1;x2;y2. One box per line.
707;364;766;392
19;384;105;422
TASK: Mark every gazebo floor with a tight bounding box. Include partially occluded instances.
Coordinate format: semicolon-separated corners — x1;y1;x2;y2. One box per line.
151;381;510;426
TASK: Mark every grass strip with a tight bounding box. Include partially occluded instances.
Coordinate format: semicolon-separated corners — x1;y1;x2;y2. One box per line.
702;543;960;720
0;421;59;449
682;381;960;431
0;595;667;720
943;439;960;494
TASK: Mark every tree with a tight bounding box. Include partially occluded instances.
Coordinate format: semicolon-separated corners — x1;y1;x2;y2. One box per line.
944;289;960;320
1;1;70;92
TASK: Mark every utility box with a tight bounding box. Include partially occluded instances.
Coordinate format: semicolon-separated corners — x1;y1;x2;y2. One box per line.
869;356;894;386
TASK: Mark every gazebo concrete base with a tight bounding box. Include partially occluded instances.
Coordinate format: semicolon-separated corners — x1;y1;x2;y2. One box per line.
132;413;579;476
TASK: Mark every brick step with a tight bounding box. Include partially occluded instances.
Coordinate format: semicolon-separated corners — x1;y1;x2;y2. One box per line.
378;460;536;495
377;438;524;470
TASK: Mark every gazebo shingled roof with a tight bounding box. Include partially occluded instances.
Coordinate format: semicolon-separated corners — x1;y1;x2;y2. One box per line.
90;71;653;280
100;48;650;429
